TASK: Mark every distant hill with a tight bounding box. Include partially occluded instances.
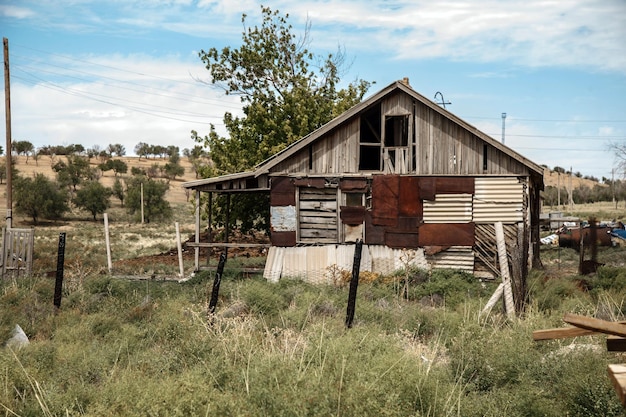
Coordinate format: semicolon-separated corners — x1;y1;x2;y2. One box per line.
542;167;605;189
0;155;200;211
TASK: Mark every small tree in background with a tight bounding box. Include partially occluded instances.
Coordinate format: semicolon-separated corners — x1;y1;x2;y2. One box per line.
112;177;125;207
125;176;172;223
14;173;69;224
73;181;112;221
53;155;94;191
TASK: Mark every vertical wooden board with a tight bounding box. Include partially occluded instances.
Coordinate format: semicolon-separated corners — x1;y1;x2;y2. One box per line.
371;175;400;226
399;176;422;216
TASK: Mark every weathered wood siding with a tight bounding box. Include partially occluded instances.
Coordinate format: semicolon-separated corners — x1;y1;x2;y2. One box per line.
270;118;360;174
268;90;530;177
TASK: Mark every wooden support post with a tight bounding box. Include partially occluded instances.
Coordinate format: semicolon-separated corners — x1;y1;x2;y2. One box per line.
208;252;227;315
53;233;66;309
495;222;515;318
194;190;200;272
345;239;363;329
175;222;184;279
104;213;112;274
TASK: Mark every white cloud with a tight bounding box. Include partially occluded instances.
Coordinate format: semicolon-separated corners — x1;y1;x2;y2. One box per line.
0;5;35;19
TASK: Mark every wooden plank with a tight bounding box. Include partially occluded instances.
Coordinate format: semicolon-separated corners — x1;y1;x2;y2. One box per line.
533;326;601;341
608;364;626;406
608;336;626;352
186;242;271;248
563;313;626;338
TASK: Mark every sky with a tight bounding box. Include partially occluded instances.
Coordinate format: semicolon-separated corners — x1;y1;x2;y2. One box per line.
1;0;625;181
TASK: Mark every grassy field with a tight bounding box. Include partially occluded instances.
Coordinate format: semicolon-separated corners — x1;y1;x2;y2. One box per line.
1;161;626;415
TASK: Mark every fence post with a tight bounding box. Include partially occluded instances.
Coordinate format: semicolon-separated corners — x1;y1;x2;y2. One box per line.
208;252;227;315
53;232;66;309
345;239;363;328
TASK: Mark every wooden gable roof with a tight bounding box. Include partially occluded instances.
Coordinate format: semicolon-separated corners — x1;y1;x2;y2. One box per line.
183;80;543;191
253;80;544;177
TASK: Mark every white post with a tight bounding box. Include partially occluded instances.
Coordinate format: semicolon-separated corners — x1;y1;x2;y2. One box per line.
481;283;504;316
495;221;515;318
175;222;184;279
104;213;112;274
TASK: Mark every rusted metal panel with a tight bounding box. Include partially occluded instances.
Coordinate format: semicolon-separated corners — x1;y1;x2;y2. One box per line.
423;194;473;223
397;216;420;230
385;231;419;249
436;177;475;194
339;178;368;192
418;223;475;246
364;211;386;244
270;176;295;206
418;177;436;200
399;176;422;216
340;206;366;225
270;231;296;247
293;178;326;188
371;175;399;226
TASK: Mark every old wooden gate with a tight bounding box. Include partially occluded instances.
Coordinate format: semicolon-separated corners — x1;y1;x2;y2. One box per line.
1;228;34;278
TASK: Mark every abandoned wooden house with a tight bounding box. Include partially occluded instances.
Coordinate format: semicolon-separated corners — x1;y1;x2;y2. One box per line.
182;79;544;284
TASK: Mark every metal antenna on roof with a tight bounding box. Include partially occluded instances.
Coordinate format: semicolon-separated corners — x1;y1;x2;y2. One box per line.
434;91;451;109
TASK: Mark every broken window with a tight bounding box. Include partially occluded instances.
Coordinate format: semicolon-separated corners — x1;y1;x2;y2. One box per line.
359;103;382;171
384;115;409;147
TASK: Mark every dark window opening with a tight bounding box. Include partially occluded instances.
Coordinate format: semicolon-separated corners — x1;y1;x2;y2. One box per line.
308;145;313;170
345;193;364;207
483;144;488;171
360;103;381;144
359;146;381;171
384;115;409;147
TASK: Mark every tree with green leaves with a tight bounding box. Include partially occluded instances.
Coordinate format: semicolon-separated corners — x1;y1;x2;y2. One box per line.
53;155;95;191
107;143;126;157
13;140;34;164
125;176;172;223
195;6;371;173
193;6;371;233
112;177;125;207
99;159;128;177
73;181;112;221
14;173;69;224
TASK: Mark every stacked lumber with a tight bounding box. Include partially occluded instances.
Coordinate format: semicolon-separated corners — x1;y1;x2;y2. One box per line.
533;313;626;407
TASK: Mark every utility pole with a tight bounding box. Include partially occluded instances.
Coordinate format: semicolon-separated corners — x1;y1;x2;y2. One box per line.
3;37;12;229
501;113;507;144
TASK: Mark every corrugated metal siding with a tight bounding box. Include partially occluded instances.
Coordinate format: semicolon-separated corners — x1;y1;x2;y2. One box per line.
423;194;473;223
263;244;427;284
473;177;524;224
426;246;474;272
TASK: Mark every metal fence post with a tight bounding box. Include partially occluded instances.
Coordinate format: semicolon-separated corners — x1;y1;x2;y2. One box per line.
345;239;363;328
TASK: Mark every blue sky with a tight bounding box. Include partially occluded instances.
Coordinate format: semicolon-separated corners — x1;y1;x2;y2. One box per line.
1;0;625;181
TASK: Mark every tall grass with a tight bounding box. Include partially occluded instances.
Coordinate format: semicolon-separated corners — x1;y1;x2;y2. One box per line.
1;261;624;416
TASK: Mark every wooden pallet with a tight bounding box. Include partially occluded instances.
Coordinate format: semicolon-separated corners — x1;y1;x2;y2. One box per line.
533;313;626;407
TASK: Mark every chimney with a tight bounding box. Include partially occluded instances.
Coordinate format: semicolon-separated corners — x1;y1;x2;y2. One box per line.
400;77;410;87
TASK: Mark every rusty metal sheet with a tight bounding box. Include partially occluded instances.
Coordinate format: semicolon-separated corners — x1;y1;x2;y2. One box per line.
270;176;295;206
396;216;421;230
436;177;475;194
399;176;422;216
371;175;399;226
293;178;326;188
340;206;366;225
270;231;296;247
385;231;419;249
418;223;475;246
418;177;436;200
339;178;368;192
365;212;386;245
